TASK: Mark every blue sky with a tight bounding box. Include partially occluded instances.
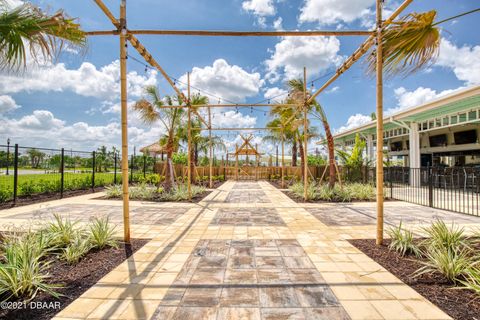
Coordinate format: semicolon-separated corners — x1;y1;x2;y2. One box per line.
0;0;479;154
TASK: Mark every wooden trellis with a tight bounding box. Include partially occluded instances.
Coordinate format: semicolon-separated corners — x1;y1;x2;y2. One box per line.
89;0;413;244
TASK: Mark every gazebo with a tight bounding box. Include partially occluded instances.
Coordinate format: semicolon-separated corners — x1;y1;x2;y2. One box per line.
139;142;166;160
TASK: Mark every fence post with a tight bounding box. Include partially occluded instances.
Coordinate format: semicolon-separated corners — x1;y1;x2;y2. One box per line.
389;167;393;199
143;155;146;178
114;152;118;184
13;144;18;204
92;151;96;191
60;148;65;198
428;166;433;207
130;154;134;182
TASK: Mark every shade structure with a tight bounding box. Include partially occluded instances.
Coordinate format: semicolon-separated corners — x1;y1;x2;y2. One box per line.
139;142;166;156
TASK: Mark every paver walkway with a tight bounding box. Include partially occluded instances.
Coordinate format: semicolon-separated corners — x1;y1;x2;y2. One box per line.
1;181;478;319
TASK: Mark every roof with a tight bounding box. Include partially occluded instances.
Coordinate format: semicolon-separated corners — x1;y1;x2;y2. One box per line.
139;142;166;154
326;85;480;144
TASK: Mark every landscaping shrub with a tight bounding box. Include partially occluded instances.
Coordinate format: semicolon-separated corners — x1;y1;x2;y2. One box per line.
421;220;468;253
460;267;480;294
60;235;92;264
387;222;421;257
47;213;84;247
105;184;122;198
129;183;159;200
89;216;118;250
414;246;473;282
0;231;61;301
288;182;376;202
160;184;206;201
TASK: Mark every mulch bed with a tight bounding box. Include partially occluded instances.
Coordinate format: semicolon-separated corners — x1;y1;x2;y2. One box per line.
268;180;292;189
0;239;149;320
98;190;212;203
0;188;105;210
349;239;480;320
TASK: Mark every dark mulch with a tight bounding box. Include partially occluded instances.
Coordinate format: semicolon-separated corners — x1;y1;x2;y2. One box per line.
98;190;212;203
350;239;480;320
0;188;104;210
268;180;292;189
0;239;149;320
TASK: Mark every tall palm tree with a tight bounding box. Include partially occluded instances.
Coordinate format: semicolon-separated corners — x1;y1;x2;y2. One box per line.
134;86;185;190
286;79;333;186
0;1;86;71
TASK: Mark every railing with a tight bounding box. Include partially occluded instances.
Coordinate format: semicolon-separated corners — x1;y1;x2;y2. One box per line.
386;166;480;216
0;144;157;205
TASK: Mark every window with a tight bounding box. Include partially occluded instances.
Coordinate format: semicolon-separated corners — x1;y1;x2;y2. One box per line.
429;134;447;147
454;130;477;145
451;115;458;124
442;117;449;126
468;110;477;120
459;113;467;122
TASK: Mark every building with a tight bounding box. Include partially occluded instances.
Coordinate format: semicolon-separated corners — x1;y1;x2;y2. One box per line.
330;86;480;171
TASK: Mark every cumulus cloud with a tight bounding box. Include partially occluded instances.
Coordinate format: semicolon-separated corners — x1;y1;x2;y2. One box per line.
0;60;158;100
265;36;342;82
0;95;21;113
273;17;283;30
299;0;374;25
336;113;372;133
179;59;264;103
388;86;463;114
0;109;165;151
242;0;276;16
211;110;257;128
263;87;288;102
436;39;480;86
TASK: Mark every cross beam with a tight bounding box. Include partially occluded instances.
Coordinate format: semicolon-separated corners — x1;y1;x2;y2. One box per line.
86;29;373;37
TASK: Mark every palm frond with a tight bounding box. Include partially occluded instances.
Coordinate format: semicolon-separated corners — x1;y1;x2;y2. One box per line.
367;10;440;76
0;2;86;71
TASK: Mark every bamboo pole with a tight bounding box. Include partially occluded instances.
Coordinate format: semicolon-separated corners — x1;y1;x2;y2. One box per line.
154;103;298;109
303;67;308;201
235;144;239;181
208;106;213;188
93;0;119;27
119;0;130;243
376;0;384;245
87;29;373;37
187;73;192;200
306;0;413;105
190;127;282;131
281;129;285;188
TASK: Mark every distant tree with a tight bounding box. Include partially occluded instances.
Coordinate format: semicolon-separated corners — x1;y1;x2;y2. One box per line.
26;148;45;168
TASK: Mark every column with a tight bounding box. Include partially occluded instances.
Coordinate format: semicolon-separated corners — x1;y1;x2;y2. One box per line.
409;122;421;187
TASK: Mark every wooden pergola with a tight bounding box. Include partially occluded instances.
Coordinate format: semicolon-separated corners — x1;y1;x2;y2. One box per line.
88;0;414;244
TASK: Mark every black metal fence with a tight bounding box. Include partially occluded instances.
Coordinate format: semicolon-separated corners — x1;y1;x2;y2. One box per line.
0;144;157;205
386;167;480;216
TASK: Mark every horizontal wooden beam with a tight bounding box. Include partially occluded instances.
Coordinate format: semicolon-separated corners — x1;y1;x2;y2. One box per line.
86;29;373;37
191;127;281;131
156;103;299;109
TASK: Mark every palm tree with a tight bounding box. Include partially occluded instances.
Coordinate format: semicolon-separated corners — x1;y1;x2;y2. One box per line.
0;1;86;71
286;79;332;186
134;86;185;190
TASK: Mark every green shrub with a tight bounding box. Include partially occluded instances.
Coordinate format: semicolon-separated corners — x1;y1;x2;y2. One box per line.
414;245;473;282
129;183;158;200
60;235;92;264
0;231;61;301
387;222;421;257
0;188;12;203
422;220;468;253
47;213;84;247
289;182;376;202
105;184;122;198
460;266;480;295
161;184;206;201
19;180;38;196
89;216;118;250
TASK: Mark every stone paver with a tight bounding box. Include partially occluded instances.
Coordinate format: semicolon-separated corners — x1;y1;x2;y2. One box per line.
0;180;473;319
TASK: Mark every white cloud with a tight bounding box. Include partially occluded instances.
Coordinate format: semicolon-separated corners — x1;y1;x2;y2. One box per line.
211;110;257;128
265;36;342;82
336;113;372;133
0;95;21;113
436;39;480;86
325;86;339;94
0;60;158;100
273;17;283;30
299;0;374;25
263;87;287;102
0;109;164;152
389;86;463;114
179;59;264;103
242;0;276;16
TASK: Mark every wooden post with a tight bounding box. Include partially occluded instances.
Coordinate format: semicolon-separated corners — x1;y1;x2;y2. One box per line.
255;143;258;181
281;128;285;188
376;0;384;245
119;0;130;243
208;106;213;188
235;144;239;181
187;72;192;200
303;67;308;201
